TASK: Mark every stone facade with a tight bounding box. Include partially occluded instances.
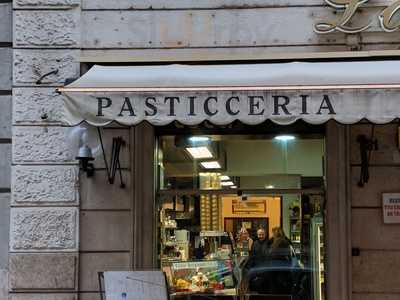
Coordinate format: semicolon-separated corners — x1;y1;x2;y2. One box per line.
10;0;81;299
13;88;67;125
14;10;80;47
8;1;400;300
13;126;75;162
10;207;78;251
9;253;78;290
13;50;80;86
12;165;79;205
0;2;11;300
14;0;79;8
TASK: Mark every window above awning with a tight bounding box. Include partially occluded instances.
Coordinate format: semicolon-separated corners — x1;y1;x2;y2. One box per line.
60;61;400;126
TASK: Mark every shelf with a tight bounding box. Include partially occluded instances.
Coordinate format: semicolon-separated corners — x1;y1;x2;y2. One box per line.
200;231;227;237
164;241;177;246
163;225;177;229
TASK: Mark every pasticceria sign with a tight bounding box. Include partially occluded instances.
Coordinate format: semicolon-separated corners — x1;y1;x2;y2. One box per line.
315;0;400;33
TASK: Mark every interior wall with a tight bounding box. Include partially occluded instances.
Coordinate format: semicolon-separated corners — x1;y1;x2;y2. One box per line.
350;123;400;300
225;139;324;177
221;196;281;237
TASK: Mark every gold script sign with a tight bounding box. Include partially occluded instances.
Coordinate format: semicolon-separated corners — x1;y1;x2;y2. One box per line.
314;0;400;33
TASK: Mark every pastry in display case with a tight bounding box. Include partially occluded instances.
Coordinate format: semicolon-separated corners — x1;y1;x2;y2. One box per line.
163;259;236;297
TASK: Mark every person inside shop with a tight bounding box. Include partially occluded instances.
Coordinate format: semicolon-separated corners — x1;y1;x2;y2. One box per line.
269;227;293;261
242;227;270;293
247;228;269;267
236;227;253;256
245;227;297;294
265;226;297;295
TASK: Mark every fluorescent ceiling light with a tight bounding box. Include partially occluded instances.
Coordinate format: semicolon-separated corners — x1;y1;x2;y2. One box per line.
220;175;230;181
188;136;210;143
186;146;213;159
266;185;275;189
221;181;234;186
200;161;221;169
274;135;295;141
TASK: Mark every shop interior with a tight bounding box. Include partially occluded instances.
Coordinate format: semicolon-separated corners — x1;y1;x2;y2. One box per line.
157;125;326;299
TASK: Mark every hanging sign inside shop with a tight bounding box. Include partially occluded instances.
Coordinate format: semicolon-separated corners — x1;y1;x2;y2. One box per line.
315;0;400;33
382;193;400;223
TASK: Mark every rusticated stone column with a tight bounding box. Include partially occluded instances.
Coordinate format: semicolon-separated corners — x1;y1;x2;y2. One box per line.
11;0;81;299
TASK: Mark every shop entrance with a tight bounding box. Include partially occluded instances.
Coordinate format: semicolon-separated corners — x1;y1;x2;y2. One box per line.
155;122;326;299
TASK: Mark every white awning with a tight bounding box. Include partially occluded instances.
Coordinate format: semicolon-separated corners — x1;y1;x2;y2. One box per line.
60;61;400;126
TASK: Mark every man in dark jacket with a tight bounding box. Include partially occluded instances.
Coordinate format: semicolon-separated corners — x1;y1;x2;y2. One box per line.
245;228;270;293
248;228;269;267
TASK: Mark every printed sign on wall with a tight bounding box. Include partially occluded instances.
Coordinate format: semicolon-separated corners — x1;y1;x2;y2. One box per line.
382;193;400;224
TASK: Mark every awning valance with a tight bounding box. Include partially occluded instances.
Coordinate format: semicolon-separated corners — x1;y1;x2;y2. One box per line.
60;61;400;126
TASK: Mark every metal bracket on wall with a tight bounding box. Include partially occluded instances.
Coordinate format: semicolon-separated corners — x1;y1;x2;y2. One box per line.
35;69;59;84
357;127;378;187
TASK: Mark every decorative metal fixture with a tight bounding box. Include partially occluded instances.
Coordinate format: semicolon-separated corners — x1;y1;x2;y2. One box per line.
35;69;59;84
97;128;126;188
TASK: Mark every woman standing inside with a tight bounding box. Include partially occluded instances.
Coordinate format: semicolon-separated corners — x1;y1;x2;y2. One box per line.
269;227;293;261
236;227;254;256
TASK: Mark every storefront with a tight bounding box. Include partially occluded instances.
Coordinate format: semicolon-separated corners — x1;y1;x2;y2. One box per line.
58;60;400;299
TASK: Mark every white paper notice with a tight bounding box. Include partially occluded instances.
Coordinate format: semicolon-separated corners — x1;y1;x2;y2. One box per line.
103;271;168;300
382;193;400;224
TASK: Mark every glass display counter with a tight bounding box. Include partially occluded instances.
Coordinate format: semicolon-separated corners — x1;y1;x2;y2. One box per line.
162;259;237;298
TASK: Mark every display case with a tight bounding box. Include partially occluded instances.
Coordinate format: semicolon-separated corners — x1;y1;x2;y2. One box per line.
163;259;237;298
289;204;302;255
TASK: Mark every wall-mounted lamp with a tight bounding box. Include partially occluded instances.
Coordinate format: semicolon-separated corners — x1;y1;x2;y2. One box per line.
76;144;95;177
68;125;126;188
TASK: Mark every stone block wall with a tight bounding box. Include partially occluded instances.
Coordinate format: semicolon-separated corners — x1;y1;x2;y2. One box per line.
0;1;12;299
10;1;81;299
11;4;133;299
350;123;400;300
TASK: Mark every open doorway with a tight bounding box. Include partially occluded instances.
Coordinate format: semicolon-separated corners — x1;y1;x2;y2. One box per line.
156;122;326;299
